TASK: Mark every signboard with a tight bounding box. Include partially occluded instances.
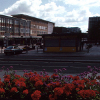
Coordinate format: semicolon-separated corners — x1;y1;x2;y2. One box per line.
4;33;10;36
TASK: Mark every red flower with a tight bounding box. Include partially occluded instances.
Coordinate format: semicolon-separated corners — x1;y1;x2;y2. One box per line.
96;76;100;79
0;88;5;93
4;75;11;79
43;75;50;81
15;81;26;88
19;77;26;82
83;78;89;82
47;81;61;88
76;88;80;91
49;94;55;100
54;87;63;96
63;83;75;96
10;87;18;93
30;77;40;82
35;80;43;87
0;81;4;87
23;89;28;95
4;78;10;82
72;76;80;80
51;74;59;78
12;79;18;82
77;84;84;89
31;90;41;100
78;90;96;98
15;75;21;78
34;77;40;82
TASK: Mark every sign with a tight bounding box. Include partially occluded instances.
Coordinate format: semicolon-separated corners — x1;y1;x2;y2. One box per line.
4;33;10;36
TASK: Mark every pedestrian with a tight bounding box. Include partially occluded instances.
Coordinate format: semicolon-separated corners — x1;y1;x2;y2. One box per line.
26;45;28;53
81;42;84;51
37;45;38;52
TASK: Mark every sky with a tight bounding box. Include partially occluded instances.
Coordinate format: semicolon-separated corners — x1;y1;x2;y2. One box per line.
0;0;100;32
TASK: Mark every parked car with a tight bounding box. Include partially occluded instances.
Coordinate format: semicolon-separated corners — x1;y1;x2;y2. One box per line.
4;46;23;55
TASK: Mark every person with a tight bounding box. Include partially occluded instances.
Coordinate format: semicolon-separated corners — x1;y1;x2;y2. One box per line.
81;42;84;51
26;45;28;53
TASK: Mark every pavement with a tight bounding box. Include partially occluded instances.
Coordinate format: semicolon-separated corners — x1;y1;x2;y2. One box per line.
0;44;100;57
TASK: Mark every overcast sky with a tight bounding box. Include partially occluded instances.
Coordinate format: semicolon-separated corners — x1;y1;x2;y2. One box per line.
0;0;100;32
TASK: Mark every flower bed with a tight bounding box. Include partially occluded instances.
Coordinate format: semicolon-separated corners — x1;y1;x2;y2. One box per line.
0;66;100;100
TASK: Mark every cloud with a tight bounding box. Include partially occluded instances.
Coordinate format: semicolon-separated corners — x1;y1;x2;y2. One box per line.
0;0;98;32
1;0;42;16
49;0;100;7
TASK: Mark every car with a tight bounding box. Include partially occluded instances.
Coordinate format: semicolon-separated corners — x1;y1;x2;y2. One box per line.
4;46;23;55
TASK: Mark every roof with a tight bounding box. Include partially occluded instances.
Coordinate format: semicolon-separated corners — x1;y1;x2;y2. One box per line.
12;14;55;24
37;33;88;38
0;14;31;22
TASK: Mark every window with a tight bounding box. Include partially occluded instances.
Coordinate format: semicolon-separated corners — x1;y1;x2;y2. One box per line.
39;26;41;29
15;27;19;33
10;20;12;24
20;28;23;33
0;18;1;23
34;25;36;28
15;20;19;25
26;28;30;33
26;21;30;27
3;18;5;23
7;19;9;24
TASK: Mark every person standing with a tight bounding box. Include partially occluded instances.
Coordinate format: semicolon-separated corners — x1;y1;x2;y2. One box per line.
81;42;84;51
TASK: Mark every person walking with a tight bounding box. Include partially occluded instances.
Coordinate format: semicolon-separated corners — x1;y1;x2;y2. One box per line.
26;45;28;53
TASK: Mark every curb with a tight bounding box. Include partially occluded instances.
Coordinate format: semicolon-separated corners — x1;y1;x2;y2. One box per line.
1;59;100;63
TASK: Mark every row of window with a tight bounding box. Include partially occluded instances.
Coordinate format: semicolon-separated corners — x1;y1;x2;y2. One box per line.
0;26;30;33
31;30;47;34
15;28;30;33
0;18;30;27
31;25;47;30
89;17;100;21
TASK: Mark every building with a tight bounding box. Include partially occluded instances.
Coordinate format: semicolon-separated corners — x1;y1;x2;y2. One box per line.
0;14;31;46
88;17;100;41
38;33;81;52
12;14;55;37
0;14;31;37
53;27;81;34
0;14;55;47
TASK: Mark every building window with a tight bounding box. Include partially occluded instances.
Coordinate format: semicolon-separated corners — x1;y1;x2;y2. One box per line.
45;27;47;29
34;25;36;28
15;20;19;25
10;20;12;24
20;28;23;33
7;19;9;24
26;28;30;33
39;26;41;29
3;18;5;23
15;27;19;33
0;18;1;23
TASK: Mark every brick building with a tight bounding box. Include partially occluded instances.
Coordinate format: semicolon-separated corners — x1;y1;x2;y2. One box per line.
0;14;31;37
0;14;55;47
12;14;55;37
